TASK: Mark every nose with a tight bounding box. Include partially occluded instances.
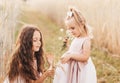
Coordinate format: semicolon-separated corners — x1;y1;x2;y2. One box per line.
38;41;41;46
70;30;74;34
68;30;72;33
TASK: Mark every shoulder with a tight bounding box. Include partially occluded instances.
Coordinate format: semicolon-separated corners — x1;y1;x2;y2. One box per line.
82;37;91;49
78;36;91;43
83;36;91;43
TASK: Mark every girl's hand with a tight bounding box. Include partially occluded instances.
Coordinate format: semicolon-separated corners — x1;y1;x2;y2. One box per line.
45;68;55;77
34;66;55;83
61;36;69;50
61;53;71;64
45;53;55;77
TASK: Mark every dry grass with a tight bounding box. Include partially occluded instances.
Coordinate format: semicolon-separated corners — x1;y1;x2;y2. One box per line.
0;0;21;82
27;0;120;55
0;0;120;83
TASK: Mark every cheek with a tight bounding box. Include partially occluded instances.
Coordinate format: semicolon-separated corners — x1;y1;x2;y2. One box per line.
33;42;36;47
33;41;41;48
32;43;35;50
72;29;76;33
32;42;37;49
75;28;80;33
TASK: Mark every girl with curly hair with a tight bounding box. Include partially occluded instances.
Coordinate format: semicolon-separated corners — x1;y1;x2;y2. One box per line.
4;25;54;83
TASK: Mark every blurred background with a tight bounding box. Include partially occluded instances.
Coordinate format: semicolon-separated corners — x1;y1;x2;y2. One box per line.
0;0;120;83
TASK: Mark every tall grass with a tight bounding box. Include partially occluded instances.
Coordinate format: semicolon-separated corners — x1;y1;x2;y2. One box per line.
19;7;120;82
0;0;21;82
27;0;120;55
0;3;120;82
0;0;120;82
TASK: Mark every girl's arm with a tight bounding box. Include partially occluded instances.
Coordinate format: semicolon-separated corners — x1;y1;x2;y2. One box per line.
34;69;54;83
61;39;91;63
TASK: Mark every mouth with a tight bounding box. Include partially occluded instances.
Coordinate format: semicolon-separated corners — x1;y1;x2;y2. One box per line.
72;33;75;35
37;46;40;47
36;46;40;48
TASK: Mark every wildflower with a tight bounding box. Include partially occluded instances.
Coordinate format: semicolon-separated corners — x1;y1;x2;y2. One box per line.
58;37;63;40
60;28;64;32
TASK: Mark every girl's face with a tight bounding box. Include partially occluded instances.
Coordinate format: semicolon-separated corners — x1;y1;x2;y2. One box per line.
32;30;41;52
66;18;82;37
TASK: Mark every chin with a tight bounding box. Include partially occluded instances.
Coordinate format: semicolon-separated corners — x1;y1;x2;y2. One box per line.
73;35;77;37
34;49;39;52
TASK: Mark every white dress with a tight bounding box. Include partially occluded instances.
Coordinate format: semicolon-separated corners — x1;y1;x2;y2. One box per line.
53;37;97;83
4;76;26;83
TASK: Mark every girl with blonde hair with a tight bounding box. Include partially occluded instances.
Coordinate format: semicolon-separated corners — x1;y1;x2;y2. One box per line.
53;7;97;83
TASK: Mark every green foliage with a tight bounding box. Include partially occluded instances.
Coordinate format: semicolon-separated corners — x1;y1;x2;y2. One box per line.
91;48;120;83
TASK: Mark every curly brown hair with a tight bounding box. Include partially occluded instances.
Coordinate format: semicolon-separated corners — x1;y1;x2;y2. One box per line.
8;25;44;83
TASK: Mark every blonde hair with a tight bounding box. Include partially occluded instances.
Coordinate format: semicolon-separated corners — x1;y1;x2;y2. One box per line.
65;7;93;38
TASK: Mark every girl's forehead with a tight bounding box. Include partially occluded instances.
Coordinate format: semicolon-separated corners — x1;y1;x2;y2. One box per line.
65;18;77;28
33;30;41;38
66;18;75;26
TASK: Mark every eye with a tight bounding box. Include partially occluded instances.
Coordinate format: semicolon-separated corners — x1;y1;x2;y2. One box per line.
70;27;75;30
33;38;41;42
33;39;37;42
39;39;41;42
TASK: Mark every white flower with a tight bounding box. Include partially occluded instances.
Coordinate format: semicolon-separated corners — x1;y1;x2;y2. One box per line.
60;28;64;32
66;30;71;36
66;30;74;40
58;37;63;40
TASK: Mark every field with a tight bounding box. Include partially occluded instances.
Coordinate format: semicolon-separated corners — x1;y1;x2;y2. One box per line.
0;0;120;83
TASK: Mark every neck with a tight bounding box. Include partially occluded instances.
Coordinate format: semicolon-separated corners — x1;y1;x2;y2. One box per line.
77;34;87;38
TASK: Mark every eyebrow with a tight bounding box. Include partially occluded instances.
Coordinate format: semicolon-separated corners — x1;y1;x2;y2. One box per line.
33;37;40;39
